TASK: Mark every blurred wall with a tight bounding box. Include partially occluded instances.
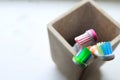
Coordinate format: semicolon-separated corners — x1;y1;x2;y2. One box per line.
0;0;119;1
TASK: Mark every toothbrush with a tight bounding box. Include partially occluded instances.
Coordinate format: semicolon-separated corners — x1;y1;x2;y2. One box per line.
72;47;93;68
100;42;114;60
73;29;98;52
88;42;114;61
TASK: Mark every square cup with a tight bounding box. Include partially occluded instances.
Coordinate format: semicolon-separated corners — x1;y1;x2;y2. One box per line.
47;0;120;80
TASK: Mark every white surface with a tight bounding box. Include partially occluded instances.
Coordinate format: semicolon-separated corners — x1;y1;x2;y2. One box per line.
0;1;119;80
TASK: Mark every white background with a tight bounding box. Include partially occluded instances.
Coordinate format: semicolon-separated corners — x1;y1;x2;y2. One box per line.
0;0;120;80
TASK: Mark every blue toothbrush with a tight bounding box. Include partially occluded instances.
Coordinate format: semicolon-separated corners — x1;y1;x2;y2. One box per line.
99;42;114;61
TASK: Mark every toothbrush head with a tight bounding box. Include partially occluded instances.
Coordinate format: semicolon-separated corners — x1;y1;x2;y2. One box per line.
87;45;99;56
101;42;112;55
74;29;98;50
72;48;92;68
88;42;114;61
99;42;114;61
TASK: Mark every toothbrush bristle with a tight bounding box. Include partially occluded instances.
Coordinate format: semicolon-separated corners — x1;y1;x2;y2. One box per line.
106;42;110;55
75;34;92;45
97;42;104;55
107;42;112;54
102;42;108;55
